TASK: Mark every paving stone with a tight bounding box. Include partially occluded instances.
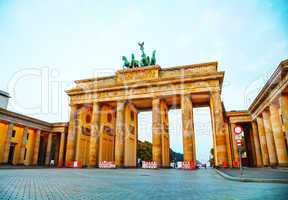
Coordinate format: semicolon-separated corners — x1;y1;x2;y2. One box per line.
0;169;287;200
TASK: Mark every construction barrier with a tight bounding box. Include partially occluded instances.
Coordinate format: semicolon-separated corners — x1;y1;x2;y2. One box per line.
176;161;196;170
99;161;116;169
222;161;228;168
65;161;82;168
232;161;239;168
181;161;196;170
142;161;158;169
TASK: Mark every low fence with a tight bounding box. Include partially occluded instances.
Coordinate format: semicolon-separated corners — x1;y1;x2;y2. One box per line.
99;161;116;169
65;161;82;168
177;161;196;170
142;161;158;169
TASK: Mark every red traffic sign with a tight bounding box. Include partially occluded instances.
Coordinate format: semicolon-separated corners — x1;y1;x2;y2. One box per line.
236;139;242;145
234;126;243;135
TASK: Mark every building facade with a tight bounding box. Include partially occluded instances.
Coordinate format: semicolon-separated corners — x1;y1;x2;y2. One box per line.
0;108;68;167
1;59;287;168
66;62;226;167
248;59;288;167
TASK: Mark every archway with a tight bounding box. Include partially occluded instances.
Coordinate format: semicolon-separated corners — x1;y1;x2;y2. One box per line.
193;107;213;166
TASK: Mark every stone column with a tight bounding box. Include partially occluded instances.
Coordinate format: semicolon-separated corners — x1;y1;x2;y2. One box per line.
32;130;41;165
124;103;138;167
115;101;125;167
45;133;52;165
209;99;217;164
74;108;82;162
3;122;14;163
20;127;29;164
279;94;288;147
58;131;66;167
89;102;100;167
269;103;288;166
152;98;162;166
224;122;232;167
248;127;257;167
210;91;227;166
66;105;78;164
181;94;194;162
230;123;239;163
262;111;278;166
251;121;263;167
24;129;32;166
256;117;269;166
160;100;170;168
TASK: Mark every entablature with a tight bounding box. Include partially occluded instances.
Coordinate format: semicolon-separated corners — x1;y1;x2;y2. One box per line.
249;60;288;119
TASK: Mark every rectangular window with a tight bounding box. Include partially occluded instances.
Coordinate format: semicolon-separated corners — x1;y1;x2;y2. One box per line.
12;130;16;137
26;133;29;141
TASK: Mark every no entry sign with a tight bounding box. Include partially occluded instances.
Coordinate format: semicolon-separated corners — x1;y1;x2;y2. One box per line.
234;125;243;135
236;139;242;146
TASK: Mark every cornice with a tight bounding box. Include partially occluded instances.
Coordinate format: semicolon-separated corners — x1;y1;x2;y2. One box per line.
249;59;288;114
0;108;51;127
0;108;68;131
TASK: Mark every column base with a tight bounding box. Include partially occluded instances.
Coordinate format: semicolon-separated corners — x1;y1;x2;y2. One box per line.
278;163;288;167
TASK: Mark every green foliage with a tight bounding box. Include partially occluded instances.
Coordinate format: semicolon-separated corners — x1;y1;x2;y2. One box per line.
137;140;152;161
169;149;183;162
137;140;184;162
210;148;214;157
122;42;157;69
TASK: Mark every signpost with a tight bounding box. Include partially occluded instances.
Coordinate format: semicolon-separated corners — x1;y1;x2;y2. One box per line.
234;125;243;176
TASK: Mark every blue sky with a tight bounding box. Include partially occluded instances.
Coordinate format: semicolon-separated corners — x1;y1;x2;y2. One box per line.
0;0;287;160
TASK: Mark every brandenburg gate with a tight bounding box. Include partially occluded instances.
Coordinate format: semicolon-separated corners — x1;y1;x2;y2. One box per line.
65;62;228;168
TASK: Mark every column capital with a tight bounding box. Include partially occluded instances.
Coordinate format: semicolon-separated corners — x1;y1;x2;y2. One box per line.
181;93;192;99
116;101;125;111
210;90;221;99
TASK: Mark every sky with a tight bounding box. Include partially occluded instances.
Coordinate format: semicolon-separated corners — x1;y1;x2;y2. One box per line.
0;0;287;161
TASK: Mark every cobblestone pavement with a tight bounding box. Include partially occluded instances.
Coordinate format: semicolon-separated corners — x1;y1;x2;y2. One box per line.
0;168;287;200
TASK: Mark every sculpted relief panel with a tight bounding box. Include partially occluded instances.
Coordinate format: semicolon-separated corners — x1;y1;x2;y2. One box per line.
116;66;160;83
